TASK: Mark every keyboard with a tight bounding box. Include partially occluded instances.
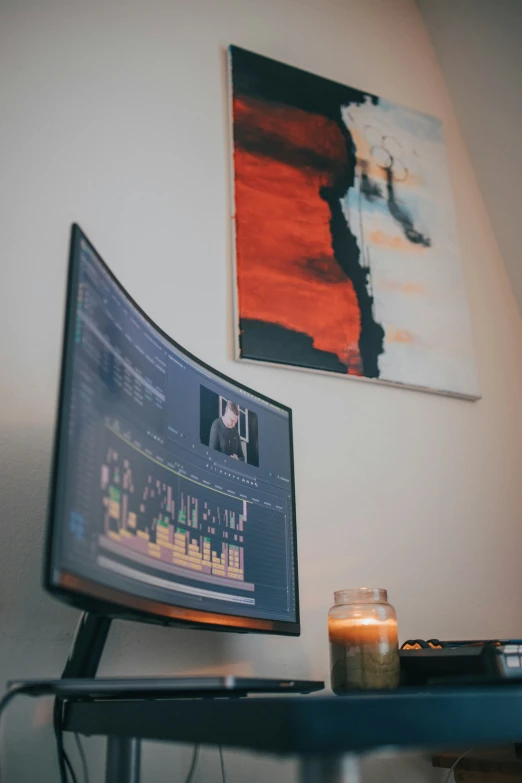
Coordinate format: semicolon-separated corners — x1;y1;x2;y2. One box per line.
400;639;522;685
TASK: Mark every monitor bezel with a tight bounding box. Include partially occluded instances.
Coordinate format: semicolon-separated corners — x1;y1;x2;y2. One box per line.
43;224;301;636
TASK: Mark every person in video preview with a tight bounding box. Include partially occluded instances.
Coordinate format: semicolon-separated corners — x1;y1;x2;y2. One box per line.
209;400;245;461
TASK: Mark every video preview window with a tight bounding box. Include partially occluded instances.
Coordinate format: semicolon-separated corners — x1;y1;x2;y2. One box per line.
200;386;259;467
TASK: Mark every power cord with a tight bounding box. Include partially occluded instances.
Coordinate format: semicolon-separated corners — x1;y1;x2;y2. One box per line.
444;748;475;783
53;698;66;783
0;683;49;721
184;745;199;783
0;684;80;783
74;732;90;783
182;745;226;783
53;697;78;783
64;753;78;783
218;745;226;783
0;683;54;782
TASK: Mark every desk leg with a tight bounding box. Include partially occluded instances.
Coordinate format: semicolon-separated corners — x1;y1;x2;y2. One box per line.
299;755;361;783
105;736;141;783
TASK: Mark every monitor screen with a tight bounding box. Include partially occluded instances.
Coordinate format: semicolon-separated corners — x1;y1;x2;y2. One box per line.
45;226;300;635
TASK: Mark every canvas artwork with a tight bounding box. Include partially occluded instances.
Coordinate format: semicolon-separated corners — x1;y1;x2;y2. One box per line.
228;46;479;399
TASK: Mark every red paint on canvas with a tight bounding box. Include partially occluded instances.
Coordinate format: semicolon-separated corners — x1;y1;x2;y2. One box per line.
232;96;362;373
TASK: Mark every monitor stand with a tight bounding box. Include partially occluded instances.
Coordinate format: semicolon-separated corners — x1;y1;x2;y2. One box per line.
61;611;112;679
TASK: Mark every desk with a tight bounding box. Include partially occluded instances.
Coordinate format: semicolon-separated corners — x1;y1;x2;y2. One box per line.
64;686;522;783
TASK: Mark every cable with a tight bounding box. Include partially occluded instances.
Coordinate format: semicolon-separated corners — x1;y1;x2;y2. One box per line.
184;745;199;783
444;748;475;783
74;732;89;783
0;674;87;783
0;683;51;721
0;683;54;783
64;752;78;783
53;698;69;783
0;686;27;719
53;697;79;783
218;745;226;783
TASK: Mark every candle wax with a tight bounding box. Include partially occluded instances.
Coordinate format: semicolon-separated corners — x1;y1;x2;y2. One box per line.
328;617;400;693
328;617;399;647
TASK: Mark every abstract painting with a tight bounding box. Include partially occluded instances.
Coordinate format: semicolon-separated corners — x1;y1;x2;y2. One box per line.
228;46;479;399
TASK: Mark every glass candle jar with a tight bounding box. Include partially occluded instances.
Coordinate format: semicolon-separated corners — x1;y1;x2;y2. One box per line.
328;588;400;693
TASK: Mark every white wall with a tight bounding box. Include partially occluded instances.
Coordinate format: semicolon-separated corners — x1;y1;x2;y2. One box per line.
417;0;522;314
1;0;522;780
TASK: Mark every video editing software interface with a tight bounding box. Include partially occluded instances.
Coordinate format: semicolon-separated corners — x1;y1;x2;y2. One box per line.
50;233;298;625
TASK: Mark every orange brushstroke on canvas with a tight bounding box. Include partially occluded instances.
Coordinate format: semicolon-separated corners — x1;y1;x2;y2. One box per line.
379;280;425;295
387;329;415;344
369;229;426;254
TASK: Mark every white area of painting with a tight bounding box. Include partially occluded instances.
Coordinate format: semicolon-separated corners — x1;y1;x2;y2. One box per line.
342;99;480;398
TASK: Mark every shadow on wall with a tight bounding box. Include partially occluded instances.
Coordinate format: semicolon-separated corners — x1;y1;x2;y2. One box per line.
0;424;81;781
0;424;67;658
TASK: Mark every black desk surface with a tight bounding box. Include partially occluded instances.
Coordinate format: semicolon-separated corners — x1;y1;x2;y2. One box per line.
64;685;522;756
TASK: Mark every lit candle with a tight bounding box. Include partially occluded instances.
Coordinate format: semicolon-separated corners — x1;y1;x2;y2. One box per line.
328;600;400;692
329;616;399;647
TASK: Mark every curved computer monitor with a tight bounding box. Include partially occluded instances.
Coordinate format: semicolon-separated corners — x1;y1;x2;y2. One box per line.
44;225;300;636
